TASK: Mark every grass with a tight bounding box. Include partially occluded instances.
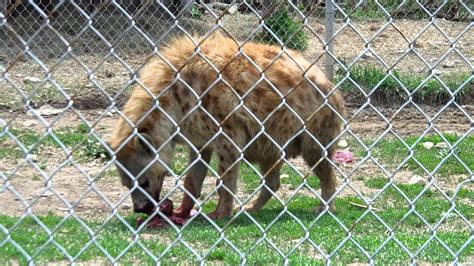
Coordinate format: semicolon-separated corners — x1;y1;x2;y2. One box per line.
337;64;472;104
350;133;474;176
0;123;108;161
255;8;309;51
0;189;472;264
1;128;472;263
309;0;471;22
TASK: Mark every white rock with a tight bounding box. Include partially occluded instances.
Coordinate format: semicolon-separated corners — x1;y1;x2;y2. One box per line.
338;139;349;148
0;118;5;128
23;76;42;83
281;174;289;179
227;4;238;15
432;69;443;76
442;61;455;68
408;175;425;185
26;154;39;162
361;53;375;60
27;104;63;116
435;142;449;149
106;111;114;117
444;130;458;136
22;120;39;127
422;142;434;150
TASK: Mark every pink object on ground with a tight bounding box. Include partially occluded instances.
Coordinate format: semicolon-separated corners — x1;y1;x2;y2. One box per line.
189;209;198;217
333;150;354;164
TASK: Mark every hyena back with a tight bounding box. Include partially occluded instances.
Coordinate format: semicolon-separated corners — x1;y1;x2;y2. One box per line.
109;32;346;219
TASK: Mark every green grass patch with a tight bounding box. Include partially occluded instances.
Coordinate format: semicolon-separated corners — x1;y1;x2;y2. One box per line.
255;8;308;51
337;64;472;104
364;176;388;189
0;123;108;161
352;134;473;175
1;192;472;264
308;0;471;22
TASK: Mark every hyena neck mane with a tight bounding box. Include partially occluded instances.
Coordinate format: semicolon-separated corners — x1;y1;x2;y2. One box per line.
109;96;177;160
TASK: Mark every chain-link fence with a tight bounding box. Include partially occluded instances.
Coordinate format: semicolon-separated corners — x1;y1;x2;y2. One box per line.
1;0;472;264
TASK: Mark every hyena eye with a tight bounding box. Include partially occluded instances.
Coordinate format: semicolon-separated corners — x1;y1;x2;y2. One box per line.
140;180;150;189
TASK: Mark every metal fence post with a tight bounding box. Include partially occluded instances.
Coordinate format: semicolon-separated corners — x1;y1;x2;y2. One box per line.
324;0;334;81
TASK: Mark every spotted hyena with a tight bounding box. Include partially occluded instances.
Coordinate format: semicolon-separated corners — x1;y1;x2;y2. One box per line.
109;32;346;220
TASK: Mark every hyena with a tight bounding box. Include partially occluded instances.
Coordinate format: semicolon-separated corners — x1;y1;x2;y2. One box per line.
109;32;346;220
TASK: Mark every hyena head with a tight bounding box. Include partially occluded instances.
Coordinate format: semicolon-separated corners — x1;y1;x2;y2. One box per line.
111;132;172;215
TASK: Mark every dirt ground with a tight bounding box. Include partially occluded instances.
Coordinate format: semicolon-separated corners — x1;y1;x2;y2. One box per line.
0;10;472;219
0;103;471;218
1;12;472;109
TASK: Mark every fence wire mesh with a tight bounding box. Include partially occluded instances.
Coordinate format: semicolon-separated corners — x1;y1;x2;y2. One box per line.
0;0;473;264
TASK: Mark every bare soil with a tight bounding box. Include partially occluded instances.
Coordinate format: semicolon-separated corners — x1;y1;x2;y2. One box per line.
0;10;472;219
0;103;471;217
1;12;472;109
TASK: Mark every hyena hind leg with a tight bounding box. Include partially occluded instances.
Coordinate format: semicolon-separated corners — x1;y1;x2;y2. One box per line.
303;141;337;213
243;161;282;212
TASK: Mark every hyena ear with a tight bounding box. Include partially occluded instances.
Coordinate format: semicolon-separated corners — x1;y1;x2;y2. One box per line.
135;133;156;155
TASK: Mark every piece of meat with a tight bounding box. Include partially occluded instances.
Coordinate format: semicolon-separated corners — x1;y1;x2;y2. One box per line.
135;199;193;229
159;198;173;216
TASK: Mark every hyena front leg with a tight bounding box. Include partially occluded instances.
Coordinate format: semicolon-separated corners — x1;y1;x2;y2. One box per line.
174;147;213;218
207;148;240;220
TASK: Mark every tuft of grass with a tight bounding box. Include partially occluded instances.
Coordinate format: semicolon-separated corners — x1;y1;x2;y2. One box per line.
0;123;109;161
189;3;202;20
352;134;473;175
281;164;320;190
337;64;472;104
308;0;471;22
256;8;309;51
364;176;388;189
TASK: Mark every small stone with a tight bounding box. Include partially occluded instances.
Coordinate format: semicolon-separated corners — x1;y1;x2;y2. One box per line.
227;4;239;15
442;61;455;68
26;154;39;162
27;104;63;116
432;69;442;76
281;174;289;179
22;120;39;127
408;175;425;185
104;69;115;78
444;130;458;136
435;142;449;149
338;139;349;148
422;142;434;150
121;204;132;210
23;77;42;83
361;53;375;60
15;73;24;77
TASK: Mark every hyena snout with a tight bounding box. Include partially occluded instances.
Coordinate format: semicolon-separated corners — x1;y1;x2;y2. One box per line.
133;200;155;215
131;189;159;215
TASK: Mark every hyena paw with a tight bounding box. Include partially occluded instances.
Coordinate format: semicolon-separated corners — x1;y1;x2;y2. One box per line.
314;203;335;214
207;210;232;220
242;204;261;213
